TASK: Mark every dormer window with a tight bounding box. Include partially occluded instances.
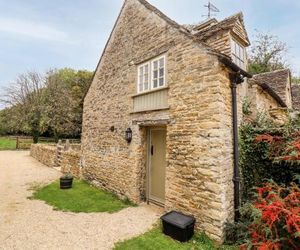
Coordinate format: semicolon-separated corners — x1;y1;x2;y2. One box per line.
137;55;166;93
231;38;246;69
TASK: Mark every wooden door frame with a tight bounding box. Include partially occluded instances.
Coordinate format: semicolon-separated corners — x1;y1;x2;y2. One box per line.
146;126;166;206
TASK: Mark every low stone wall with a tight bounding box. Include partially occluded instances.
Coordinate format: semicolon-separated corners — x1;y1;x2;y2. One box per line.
30;144;57;168
60;150;81;178
30;143;81;178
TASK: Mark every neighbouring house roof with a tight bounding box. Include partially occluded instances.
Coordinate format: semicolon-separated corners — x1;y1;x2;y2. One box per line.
248;78;287;108
186;12;250;46
252;69;291;106
292;84;300;110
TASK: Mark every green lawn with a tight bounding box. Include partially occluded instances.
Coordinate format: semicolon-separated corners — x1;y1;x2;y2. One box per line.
114;227;236;250
0;137;16;150
32;179;135;213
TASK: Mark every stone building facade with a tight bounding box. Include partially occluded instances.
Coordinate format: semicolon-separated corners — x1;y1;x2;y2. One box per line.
81;0;251;242
246;69;292;125
252;69;293;109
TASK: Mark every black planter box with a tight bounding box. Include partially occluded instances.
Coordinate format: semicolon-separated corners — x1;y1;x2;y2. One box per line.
161;211;195;242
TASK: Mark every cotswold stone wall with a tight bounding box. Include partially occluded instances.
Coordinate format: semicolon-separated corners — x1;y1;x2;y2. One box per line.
30;144;81;178
82;0;237;242
60;150;81;178
30;144;57;168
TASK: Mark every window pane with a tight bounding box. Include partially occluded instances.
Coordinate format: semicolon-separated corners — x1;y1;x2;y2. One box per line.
140;67;144;75
145;64;149;72
159;78;164;86
153;79;158;88
241;48;244;60
154;70;158;79
144;82;149;90
139;83;143;92
231;39;245;69
153;61;158;70
159;58;164;67
159;68;164;77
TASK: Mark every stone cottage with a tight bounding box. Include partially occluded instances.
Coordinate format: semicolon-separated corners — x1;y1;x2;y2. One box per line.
246;69;292;124
81;0;252;241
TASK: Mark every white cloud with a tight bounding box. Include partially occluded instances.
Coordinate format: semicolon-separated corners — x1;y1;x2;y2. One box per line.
0;17;69;42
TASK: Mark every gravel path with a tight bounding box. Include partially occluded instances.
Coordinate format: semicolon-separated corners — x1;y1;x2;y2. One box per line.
0;151;160;250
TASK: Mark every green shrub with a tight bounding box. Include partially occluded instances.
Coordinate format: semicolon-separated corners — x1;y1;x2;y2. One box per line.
242;98;252;116
239;120;300;202
225;203;261;245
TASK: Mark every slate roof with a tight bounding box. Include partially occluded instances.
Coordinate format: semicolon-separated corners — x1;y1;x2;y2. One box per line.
252;69;290;106
187;13;250;45
248;78;287;108
292;84;300;110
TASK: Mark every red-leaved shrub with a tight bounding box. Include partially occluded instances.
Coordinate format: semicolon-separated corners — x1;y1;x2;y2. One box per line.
254;132;300;162
247;182;300;249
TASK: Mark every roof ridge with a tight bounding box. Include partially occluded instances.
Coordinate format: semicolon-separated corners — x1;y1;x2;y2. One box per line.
136;0;190;33
135;0;224;54
253;69;290;77
220;12;243;22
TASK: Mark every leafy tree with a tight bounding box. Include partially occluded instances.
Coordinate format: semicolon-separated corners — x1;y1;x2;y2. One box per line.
248;32;289;74
44;68;93;140
293;77;300;84
0;71;46;142
0;106;28;135
0;68;93;140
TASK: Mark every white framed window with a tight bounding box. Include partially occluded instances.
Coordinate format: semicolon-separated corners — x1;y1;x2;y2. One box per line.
137;55;166;93
138;63;150;92
231;38;246;70
152;57;165;89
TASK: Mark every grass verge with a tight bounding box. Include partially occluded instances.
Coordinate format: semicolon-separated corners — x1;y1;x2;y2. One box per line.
0;137;16;150
31;179;135;213
114;227;237;250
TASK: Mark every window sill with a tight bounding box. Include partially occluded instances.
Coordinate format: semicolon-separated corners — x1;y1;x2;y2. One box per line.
131;86;169;98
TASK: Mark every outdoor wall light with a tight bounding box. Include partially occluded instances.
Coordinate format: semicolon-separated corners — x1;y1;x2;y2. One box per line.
125;128;132;143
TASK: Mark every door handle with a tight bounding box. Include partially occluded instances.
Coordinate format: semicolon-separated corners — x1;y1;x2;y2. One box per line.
151;145;154;155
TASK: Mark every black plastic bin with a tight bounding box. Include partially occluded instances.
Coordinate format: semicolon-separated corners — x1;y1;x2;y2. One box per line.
161;211;195;242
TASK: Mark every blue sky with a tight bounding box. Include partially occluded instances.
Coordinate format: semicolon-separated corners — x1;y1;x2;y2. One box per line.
0;0;300;90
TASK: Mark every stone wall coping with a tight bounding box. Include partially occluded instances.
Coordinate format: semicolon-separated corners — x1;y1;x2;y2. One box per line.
63;150;81;157
32;144;57;150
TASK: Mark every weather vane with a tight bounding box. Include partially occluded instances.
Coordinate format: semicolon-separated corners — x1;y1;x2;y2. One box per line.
203;1;220;18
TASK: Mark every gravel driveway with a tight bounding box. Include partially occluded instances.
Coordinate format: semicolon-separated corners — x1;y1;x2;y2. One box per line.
0;151;160;250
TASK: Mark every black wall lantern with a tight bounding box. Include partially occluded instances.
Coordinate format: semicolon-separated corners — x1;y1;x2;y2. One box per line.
125;128;132;143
